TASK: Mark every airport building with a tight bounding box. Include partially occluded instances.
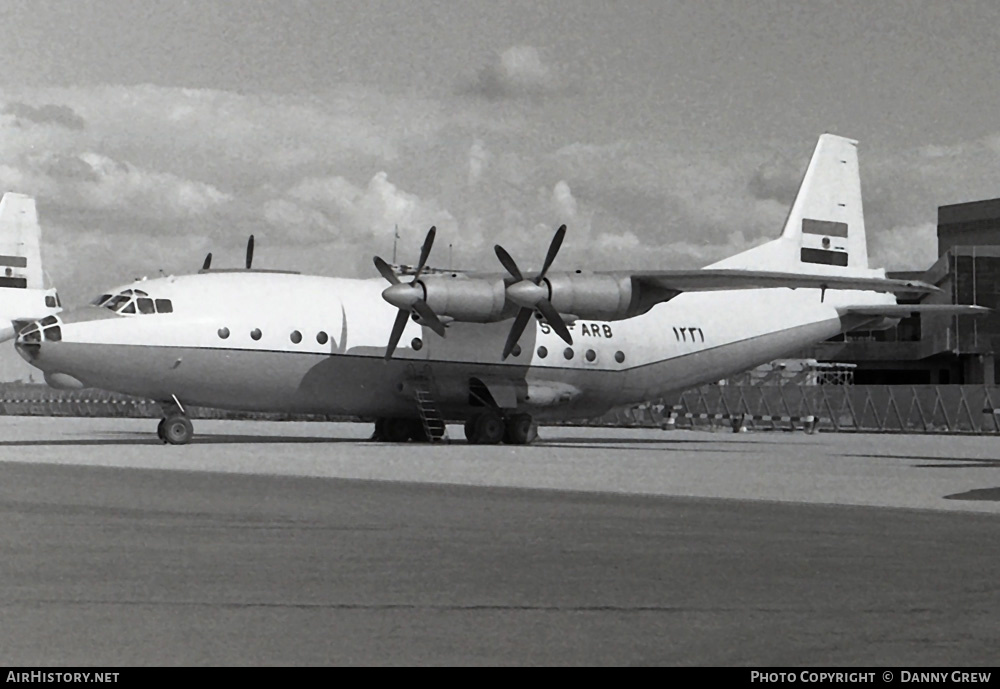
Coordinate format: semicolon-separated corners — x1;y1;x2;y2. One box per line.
797;197;1000;385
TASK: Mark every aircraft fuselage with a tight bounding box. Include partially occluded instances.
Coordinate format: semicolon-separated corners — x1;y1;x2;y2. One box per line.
15;270;886;421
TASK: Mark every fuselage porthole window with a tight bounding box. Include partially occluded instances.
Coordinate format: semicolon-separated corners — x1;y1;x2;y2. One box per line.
137;298;155;315
537;346;548;359
317;331;329;345
154;299;173;313
563;347;574;360
411;337;423;351
218;327;230;339
585;349;597;362
511;344;522;357
251;328;262;341
290;330;302;344
615;350;625;364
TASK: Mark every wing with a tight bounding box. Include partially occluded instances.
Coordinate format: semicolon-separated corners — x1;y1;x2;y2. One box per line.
630;269;939;296
836;304;991;318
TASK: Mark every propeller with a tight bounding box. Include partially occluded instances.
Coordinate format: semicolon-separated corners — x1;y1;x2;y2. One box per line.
494;224;572;359
373;226;447;359
245;235;254;270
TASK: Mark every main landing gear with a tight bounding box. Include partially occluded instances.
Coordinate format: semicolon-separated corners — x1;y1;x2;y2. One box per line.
464;411;537;445
157;399;194;445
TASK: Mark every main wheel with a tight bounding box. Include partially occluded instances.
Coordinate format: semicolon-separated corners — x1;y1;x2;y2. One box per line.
162;414;193;445
504;413;537;445
471;411;505;445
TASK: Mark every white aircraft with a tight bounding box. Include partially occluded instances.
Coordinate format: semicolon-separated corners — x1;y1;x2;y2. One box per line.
13;134;986;444
0;192;62;342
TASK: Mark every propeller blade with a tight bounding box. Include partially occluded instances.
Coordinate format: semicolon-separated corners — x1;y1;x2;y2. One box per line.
373;256;401;285
202;252;212;271
502;308;533;360
494;244;523;282
384;309;410;360
537;224;566;282
412;300;447;337
412;226;436;280
536;299;573;345
245;235;255;270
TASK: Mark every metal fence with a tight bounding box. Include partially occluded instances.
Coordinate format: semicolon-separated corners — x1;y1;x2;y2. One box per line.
6;382;1000;434
600;385;1000;434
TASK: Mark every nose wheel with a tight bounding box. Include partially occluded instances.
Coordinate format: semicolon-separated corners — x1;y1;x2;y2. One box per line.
157;413;194;445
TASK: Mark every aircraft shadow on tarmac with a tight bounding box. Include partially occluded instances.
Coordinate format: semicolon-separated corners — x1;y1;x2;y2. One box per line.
943;487;1000;502
848;453;1000;469
0;432;827;449
0;433;361;447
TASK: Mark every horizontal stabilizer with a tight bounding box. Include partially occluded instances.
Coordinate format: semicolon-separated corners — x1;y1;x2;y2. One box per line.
633;269;939;296
837;304;991;318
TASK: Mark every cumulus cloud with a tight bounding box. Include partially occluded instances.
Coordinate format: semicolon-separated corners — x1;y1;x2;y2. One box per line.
287;171;458;244
747;155;802;204
467;45;566;99
2;150;231;220
2;102;86;130
550;180;577;221
868;222;939;271
468;138;491;185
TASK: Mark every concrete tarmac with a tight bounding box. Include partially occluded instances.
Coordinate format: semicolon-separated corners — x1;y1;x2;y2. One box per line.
0;417;998;665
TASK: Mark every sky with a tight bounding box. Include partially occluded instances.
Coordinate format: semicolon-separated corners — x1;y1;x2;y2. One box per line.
1;0;1000;379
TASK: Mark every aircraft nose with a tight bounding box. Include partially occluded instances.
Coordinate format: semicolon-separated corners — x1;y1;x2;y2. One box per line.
14;315;62;361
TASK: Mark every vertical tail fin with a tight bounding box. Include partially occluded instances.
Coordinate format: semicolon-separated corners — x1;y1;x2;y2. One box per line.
711;134;877;276
780;134;868;270
0;192;44;289
0;193;59;343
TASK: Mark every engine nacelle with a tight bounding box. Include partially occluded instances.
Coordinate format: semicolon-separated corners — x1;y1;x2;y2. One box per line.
544;272;638;321
421;275;511;323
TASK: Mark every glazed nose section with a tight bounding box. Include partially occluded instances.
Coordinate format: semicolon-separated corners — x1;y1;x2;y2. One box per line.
15;315;62;361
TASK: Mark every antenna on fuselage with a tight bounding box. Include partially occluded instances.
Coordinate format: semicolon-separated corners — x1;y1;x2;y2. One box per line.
246;235;254;270
392;224;399;265
202;252;212;271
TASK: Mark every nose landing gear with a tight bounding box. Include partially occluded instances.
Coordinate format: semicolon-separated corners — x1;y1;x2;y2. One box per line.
157;397;193;445
157;414;194;445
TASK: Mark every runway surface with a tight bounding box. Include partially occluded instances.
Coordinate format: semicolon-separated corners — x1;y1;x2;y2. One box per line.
1;417;998;665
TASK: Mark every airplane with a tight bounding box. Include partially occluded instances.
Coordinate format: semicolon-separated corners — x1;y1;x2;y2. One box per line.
0;192;62;342
12;134;988;445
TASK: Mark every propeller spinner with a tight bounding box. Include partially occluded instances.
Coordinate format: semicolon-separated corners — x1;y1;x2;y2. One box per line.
373;226;447;359
494;224;572;360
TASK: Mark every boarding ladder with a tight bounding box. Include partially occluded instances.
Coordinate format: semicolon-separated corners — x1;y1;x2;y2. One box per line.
408;366;449;443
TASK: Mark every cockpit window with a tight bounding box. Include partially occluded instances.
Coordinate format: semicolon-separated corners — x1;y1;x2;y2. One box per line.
96;289;173;316
104;295;130;311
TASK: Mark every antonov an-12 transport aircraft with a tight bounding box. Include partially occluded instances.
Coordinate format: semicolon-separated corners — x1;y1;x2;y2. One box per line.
13;135;987;444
